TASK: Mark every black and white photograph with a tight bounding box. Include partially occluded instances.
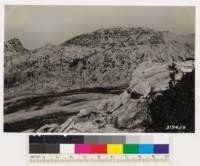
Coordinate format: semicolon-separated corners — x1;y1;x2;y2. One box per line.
4;6;195;133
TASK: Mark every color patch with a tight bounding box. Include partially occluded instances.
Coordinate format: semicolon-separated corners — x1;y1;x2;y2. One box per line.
154;136;170;144
111;136;126;144
107;144;123;154
65;136;84;144
123;144;138;154
75;144;91;154
45;135;66;144
29;135;169;155
138;144;154;154
97;136;112;144
91;144;107;154
45;144;60;154
154;144;169;154
84;136;98;144
60;144;75;154
139;136;154;144
126;136;140;144
29;136;45;144
29;144;45;154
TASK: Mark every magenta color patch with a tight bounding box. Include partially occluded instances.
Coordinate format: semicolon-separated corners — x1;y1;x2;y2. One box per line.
75;144;92;154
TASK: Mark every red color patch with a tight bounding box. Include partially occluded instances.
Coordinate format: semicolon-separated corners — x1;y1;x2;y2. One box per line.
91;144;107;154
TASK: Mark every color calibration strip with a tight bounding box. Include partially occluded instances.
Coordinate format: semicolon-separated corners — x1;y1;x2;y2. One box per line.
29;135;169;154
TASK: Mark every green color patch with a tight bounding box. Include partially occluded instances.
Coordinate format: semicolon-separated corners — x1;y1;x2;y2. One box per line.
123;144;138;154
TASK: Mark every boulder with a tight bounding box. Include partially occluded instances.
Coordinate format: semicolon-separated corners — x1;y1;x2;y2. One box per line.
77;108;95;118
129;62;170;94
110;99;149;129
36;124;59;133
131;81;151;98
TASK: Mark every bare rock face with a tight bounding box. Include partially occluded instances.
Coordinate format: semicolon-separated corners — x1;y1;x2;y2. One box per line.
129;63;170;94
5;27;194;97
108;61;194;129
5;38;29;54
77;108;96;118
129;60;194;97
36;124;59;133
33;60;194;133
104;63;170;130
131;81;151;98
176;60;194;73
5;27;194;133
110;99;149;129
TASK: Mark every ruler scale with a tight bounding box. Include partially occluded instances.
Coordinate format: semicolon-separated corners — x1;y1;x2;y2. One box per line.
29;135;170;166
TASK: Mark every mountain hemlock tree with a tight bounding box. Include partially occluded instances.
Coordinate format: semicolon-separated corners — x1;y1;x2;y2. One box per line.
168;62;178;88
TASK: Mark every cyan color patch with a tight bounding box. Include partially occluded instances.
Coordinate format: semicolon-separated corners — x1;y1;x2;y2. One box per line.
138;144;154;154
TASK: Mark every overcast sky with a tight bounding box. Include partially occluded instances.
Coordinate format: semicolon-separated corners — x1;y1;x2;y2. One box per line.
5;6;195;49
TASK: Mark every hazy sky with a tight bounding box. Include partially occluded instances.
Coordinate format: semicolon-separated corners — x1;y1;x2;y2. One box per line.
5;6;195;49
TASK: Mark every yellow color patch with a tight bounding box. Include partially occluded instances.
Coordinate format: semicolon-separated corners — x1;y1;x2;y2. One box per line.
107;144;123;154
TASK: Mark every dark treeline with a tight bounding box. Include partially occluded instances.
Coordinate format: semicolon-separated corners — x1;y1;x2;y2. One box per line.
147;70;195;132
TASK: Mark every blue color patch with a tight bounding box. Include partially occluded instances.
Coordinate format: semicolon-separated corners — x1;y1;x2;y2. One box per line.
138;144;154;154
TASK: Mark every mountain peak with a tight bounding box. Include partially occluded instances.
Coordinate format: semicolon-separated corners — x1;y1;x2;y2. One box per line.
94;27;154;33
6;38;23;47
61;26;164;47
5;38;29;53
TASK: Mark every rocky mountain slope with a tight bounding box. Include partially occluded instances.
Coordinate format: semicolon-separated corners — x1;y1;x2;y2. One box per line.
5;27;194;98
4;27;195;132
33;60;194;133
